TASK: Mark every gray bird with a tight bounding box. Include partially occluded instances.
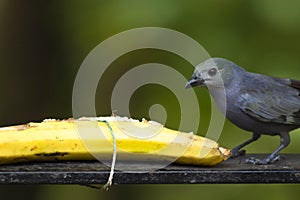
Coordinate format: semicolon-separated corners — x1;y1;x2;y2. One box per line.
185;58;300;164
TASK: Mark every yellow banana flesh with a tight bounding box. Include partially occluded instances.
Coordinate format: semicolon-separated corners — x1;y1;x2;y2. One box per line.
0;117;231;166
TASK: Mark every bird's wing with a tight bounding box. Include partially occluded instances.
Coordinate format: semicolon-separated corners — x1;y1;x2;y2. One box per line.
290;79;300;90
239;77;300;125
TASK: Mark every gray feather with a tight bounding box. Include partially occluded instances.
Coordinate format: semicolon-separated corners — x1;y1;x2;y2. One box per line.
239;74;300;125
290;79;300;90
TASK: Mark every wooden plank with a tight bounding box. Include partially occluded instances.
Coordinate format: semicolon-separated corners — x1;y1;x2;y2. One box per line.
0;154;300;184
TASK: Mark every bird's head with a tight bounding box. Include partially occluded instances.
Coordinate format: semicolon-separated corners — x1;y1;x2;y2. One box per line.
185;58;244;89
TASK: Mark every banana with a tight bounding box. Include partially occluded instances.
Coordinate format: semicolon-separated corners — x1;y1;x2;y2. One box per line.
0;117;230;166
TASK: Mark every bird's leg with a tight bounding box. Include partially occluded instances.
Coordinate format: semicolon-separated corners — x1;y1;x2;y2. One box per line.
231;133;261;157
246;132;290;165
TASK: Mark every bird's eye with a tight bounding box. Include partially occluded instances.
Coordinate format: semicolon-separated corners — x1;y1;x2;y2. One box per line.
208;68;217;76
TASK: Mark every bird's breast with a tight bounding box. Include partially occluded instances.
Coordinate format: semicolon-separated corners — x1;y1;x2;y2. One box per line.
207;86;227;115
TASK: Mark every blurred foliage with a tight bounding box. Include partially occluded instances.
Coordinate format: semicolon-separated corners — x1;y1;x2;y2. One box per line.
1;0;300;199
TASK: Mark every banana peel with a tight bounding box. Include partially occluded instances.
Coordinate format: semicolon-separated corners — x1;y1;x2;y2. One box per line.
0;117;231;166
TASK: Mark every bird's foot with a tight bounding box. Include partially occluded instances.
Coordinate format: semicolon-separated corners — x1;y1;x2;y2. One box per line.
245;155;281;165
231;149;246;158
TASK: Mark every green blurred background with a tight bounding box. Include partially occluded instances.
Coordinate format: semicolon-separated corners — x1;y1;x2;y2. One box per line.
1;0;300;199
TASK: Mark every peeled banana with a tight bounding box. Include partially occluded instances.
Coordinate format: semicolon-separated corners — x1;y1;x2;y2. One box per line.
0;117;230;166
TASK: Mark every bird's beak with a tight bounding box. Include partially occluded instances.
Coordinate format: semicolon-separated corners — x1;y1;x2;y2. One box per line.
185;76;205;89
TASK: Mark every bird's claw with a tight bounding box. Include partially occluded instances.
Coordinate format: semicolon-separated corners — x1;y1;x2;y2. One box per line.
231;149;246;158
245;155;281;165
101;180;112;191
